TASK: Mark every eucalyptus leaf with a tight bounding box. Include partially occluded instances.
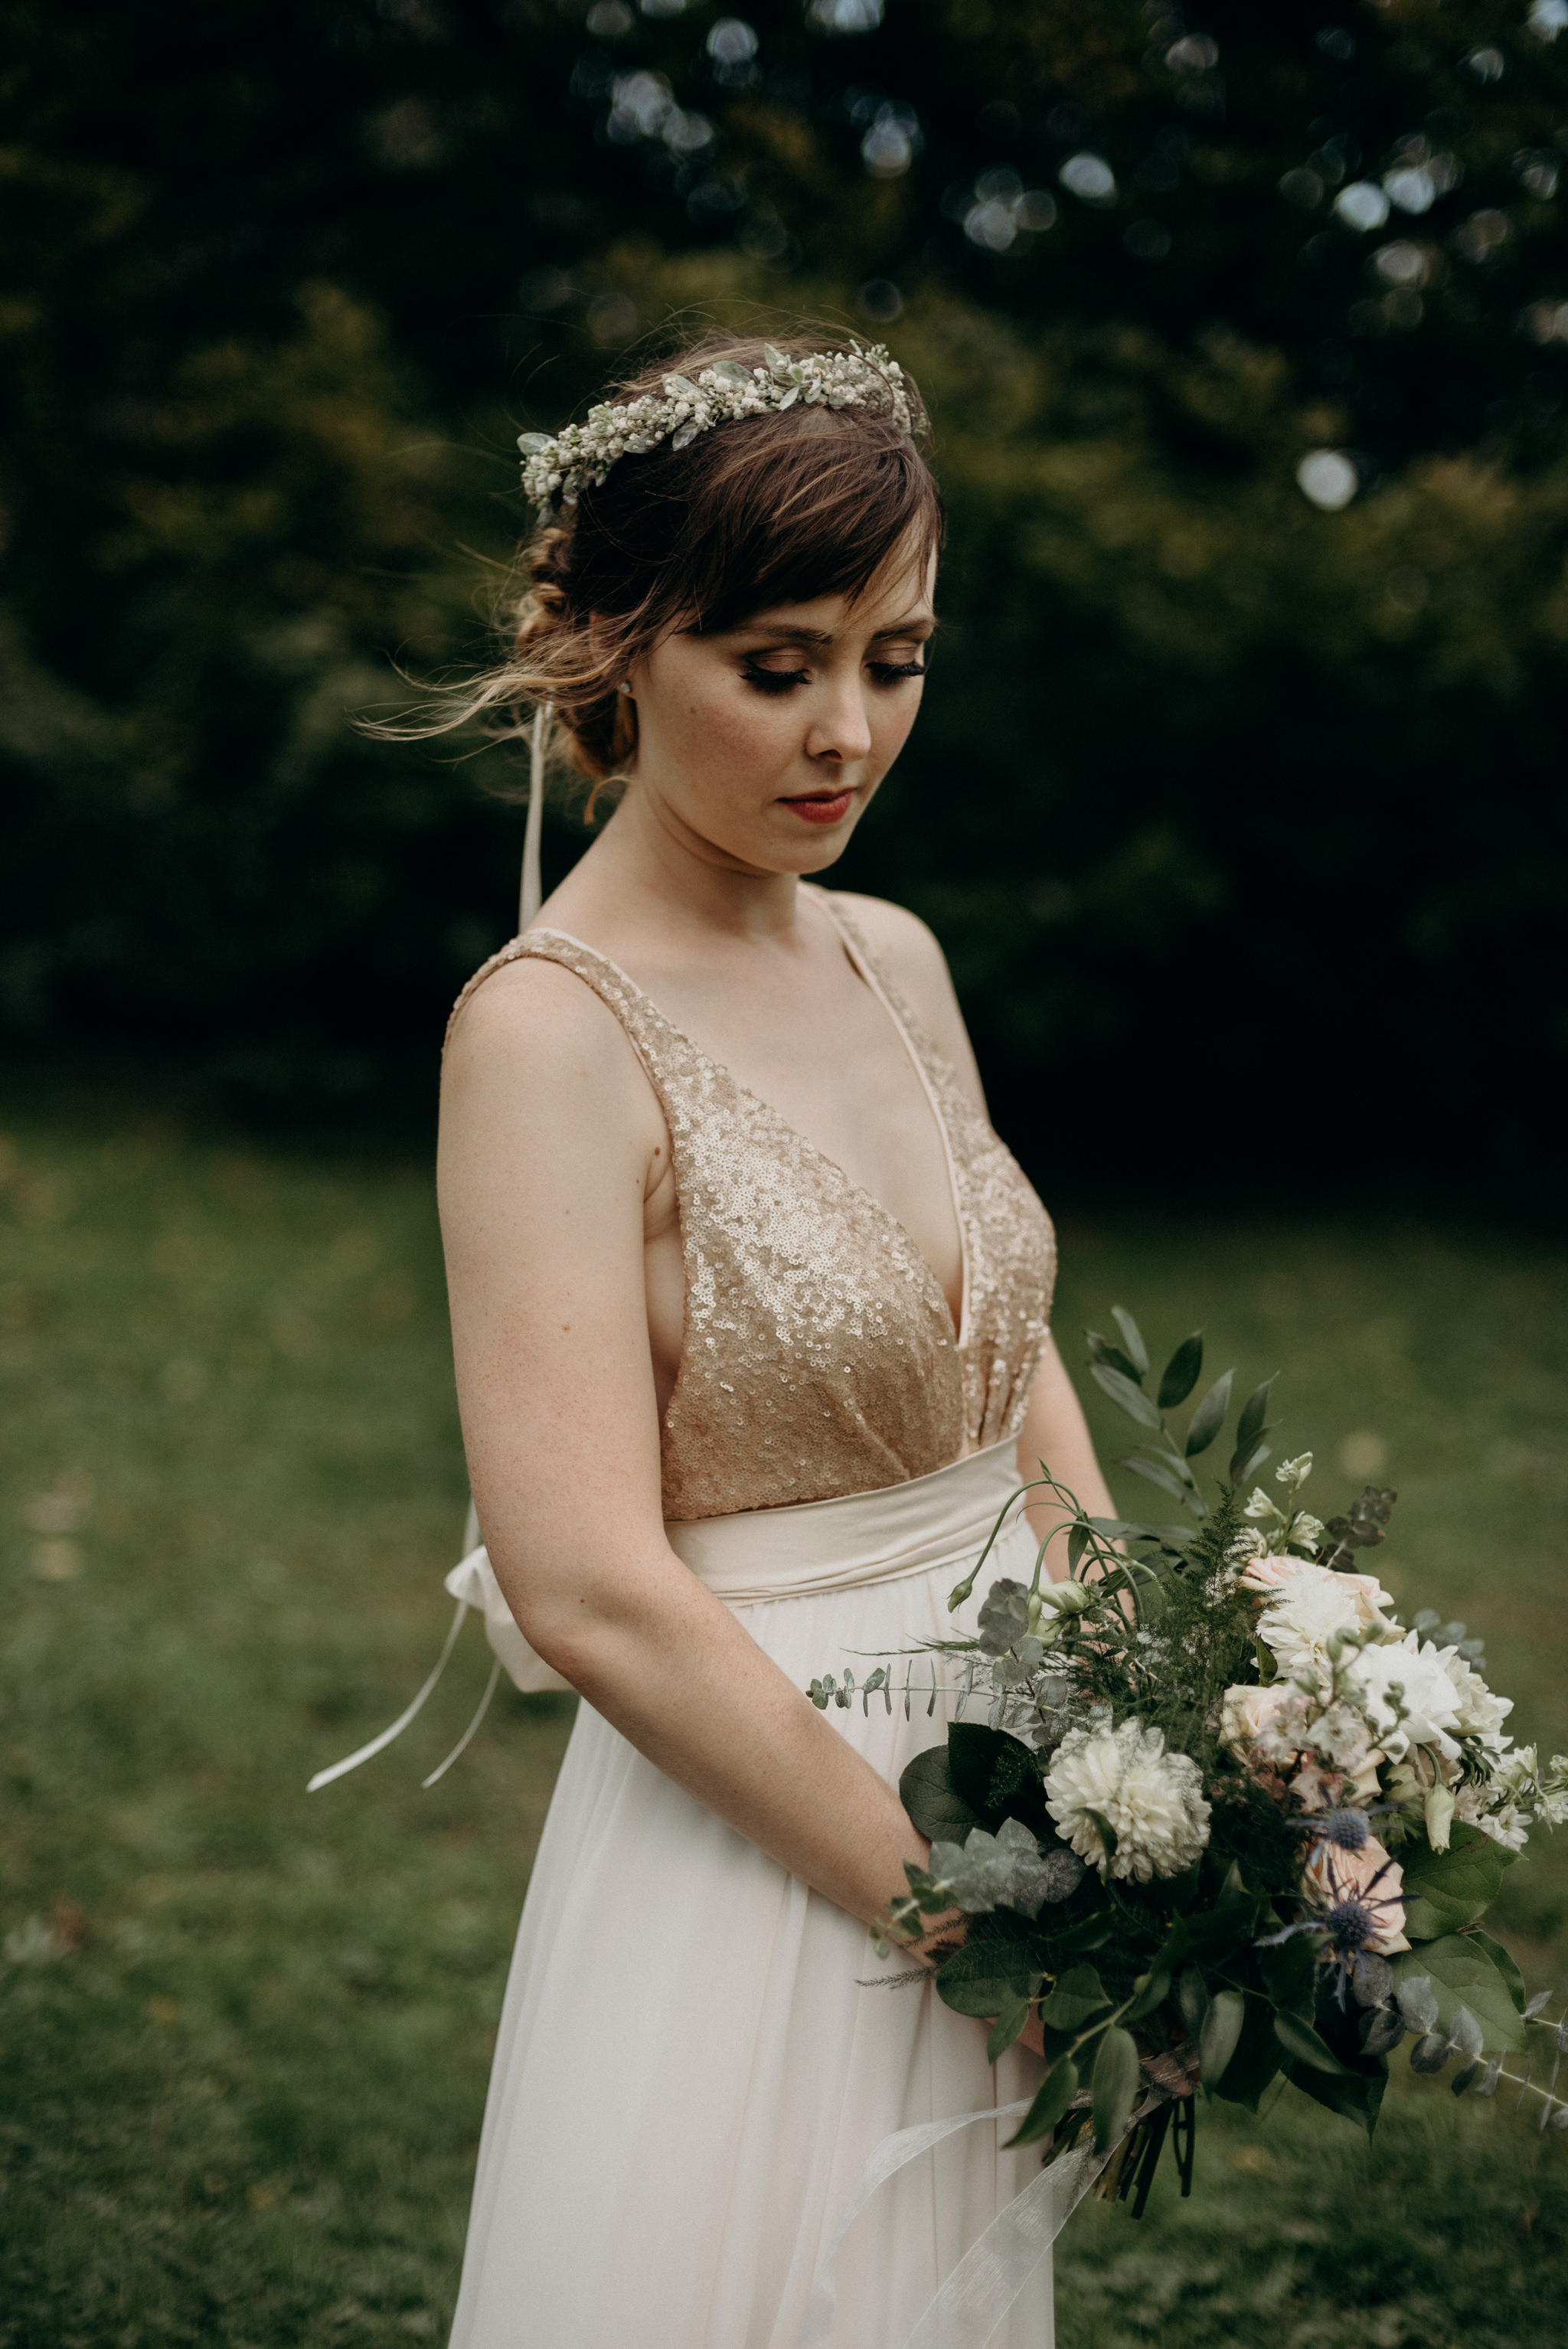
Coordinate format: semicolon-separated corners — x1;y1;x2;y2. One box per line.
1123;1969;1171;2025
1008;2057;1078;2148
1360;2004;1406;2057
1468;1929;1527;2015
1199;1988;1244;2089
1158;1331;1204;1410
1110;1307;1149;1376
1037;1963;1112;2033
987;1996;1031;2064
1092;2026;1141;2153
1184;1368;1235;1459
1273;2011;1353;2076
1113;1453;1193;1504
899;1747;981;1844
1233;1374;1277;1459
1086;1331;1142;1382
1091;1364;1164;1429
1178;1966;1210;2047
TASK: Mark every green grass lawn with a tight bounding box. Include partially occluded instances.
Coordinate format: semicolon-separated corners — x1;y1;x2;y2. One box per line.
2;1098;1566;2347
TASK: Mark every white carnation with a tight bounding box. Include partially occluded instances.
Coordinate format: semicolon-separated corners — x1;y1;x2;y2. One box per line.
1439;1648;1513;1739
1340;1632;1463;1763
1044;1718;1210;1883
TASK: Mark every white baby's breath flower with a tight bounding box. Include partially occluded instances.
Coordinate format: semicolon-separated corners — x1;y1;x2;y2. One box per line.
1045;1718;1210;1883
1453;1782;1531;1850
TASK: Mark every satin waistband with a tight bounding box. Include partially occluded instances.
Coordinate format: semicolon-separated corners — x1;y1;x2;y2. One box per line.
665;1438;1026;1606
307;1442;1031;1785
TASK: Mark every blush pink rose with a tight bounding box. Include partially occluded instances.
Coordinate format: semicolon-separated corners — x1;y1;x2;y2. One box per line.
1302;1833;1410;1955
1219;1682;1303;1763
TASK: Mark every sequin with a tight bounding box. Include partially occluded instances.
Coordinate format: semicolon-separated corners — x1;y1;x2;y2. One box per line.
446;892;1057;1521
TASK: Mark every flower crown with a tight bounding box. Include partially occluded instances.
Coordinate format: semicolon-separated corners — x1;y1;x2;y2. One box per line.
517;341;916;510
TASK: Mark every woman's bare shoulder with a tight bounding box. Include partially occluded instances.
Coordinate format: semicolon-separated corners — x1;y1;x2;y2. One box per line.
441;951;658;1132
827;891;981;1093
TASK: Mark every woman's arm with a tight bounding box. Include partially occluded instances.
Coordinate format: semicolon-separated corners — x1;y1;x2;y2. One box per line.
437;963;949;1942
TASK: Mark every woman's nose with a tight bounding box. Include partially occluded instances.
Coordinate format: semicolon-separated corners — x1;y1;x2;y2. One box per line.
804;676;874;763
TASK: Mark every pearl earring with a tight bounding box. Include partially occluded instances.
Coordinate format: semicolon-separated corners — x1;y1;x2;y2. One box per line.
617;681;633;696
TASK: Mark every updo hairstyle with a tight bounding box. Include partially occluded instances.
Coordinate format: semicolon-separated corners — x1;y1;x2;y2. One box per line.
407;328;942;797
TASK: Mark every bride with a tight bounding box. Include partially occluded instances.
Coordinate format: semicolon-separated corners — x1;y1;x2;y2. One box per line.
432;331;1118;2347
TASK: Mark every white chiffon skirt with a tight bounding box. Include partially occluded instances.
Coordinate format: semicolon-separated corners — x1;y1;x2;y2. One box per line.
447;1441;1054;2349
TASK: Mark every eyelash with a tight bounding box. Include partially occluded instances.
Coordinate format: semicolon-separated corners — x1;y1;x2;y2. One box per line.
740;659;926;696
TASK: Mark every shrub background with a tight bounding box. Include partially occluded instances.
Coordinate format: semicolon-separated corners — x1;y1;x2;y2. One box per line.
3;0;1565;1190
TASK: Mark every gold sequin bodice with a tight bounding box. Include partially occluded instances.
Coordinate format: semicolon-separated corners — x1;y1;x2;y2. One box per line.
448;894;1056;1521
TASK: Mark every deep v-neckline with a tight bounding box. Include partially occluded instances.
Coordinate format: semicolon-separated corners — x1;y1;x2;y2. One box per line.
530;918;971;1348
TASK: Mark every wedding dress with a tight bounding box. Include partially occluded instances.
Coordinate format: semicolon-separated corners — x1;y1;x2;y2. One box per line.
443;895;1060;2349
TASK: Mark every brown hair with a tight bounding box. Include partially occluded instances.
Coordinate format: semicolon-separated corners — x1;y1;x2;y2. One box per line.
383;326;942;796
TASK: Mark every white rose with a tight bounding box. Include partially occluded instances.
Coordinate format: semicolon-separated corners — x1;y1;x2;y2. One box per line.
1340;1633;1463;1763
1439;1649;1513;1740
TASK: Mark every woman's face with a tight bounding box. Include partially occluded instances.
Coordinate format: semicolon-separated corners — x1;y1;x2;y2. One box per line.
619;536;936;877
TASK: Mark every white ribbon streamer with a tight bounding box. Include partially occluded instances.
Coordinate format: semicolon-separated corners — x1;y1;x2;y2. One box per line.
797;2099;1112;2349
520;704;548;933
305;1596;470;1792
422;1656;501;1789
903;2138;1109;2349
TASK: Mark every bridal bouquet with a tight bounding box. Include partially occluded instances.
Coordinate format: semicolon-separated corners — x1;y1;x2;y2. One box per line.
810;1308;1568;2210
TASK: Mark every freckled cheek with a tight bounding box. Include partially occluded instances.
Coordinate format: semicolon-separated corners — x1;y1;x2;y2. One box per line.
680;690;793;769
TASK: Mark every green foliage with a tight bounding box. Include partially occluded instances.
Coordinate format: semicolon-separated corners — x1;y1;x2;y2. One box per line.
1389;1935;1527;2052
1402;1821;1520;1938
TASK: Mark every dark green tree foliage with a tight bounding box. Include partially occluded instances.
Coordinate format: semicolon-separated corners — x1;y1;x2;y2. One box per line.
2;0;1564;1176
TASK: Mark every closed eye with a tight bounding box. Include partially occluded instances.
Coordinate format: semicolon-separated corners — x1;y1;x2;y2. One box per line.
869;659;926;685
741;664;809;695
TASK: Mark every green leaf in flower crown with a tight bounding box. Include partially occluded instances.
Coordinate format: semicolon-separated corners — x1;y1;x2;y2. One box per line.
1184;1369;1235;1459
1092;2026;1141;2152
1400;1823;1517;1939
1389;1936;1527;2051
1092;1364;1165;1429
1158;1331;1204;1410
1273;2011;1353;2075
1086;1330;1142;1382
899;1746;982;1844
1110;1307;1149;1376
1231;1442;1272;1486
1114;1454;1194;1506
1008;2056;1078;2148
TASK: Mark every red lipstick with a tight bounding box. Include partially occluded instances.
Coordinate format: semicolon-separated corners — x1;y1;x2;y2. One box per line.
780;789;853;826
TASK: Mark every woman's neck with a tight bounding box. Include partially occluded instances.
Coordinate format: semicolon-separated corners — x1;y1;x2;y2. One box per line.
548;779;814;956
